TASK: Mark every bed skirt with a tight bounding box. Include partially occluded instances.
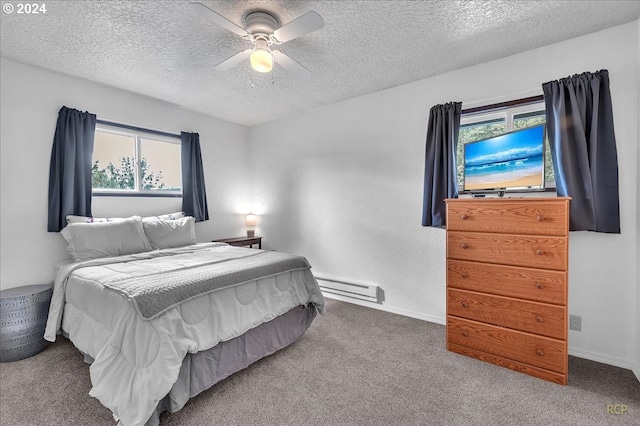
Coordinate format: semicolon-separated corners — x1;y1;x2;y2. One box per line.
142;304;317;425
70;304;316;425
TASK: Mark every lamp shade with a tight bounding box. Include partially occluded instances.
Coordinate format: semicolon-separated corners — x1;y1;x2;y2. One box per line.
250;49;273;73
246;214;257;227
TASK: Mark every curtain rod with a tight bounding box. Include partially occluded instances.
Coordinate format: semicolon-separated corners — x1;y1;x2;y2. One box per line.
96;119;180;139
461;95;544;115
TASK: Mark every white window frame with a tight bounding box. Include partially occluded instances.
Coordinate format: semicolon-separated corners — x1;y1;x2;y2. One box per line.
460;101;545;131
459;100;554;190
92;124;182;197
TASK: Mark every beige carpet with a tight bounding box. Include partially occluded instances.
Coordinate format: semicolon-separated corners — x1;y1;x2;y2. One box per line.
1;298;638;425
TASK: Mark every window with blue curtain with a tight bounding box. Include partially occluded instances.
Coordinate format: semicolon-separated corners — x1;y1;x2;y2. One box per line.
543;70;620;233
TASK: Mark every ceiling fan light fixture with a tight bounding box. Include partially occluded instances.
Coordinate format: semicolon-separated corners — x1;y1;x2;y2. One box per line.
250;48;273;73
192;4;324;75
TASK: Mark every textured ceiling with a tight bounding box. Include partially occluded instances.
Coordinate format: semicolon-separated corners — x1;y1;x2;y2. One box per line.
1;1;639;127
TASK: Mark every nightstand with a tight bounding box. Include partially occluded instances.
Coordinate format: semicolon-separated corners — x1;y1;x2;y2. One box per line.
0;284;53;362
212;236;262;249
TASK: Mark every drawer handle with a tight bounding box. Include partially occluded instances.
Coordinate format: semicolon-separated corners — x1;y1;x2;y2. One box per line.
461;272;469;279
536;249;545;256
461;301;469;308
535;282;544;289
535;316;544;323
536;349;545;356
461;330;469;337
536;215;544;222
461;214;468;220
461;243;469;249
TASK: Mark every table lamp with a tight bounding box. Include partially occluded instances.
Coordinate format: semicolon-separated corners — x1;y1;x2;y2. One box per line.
246;214;256;237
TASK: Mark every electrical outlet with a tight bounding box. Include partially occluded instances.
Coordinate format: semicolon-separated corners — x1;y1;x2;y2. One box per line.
569;314;582;331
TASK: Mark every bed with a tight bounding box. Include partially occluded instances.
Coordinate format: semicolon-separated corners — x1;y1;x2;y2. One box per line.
43;215;325;426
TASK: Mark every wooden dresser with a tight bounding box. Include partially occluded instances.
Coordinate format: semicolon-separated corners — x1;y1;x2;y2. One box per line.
445;197;570;385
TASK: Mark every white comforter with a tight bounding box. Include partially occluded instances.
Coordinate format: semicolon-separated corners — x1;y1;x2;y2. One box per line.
44;243;324;426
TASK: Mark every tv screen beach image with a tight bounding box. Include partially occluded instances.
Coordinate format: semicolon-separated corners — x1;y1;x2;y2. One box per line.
463;125;545;191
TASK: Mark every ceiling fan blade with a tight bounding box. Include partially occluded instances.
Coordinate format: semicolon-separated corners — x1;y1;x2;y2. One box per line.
272;51;311;77
214;49;253;71
189;2;249;38
272;11;324;43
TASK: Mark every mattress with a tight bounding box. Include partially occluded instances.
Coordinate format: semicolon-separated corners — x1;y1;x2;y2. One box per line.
44;243;325;426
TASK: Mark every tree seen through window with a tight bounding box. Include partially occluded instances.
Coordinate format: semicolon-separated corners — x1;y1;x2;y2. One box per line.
91;128;181;193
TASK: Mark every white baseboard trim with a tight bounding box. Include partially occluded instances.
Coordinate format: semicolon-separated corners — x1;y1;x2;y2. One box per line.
324;293;636;372
567;346;633;370
322;292;445;325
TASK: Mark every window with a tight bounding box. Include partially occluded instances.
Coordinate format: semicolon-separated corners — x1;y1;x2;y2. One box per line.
92;125;181;196
457;99;555;189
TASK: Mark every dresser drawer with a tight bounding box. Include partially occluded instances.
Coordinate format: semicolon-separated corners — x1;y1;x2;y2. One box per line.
447;343;567;385
446;199;569;236
447;316;566;374
447;260;566;305
447;231;567;271
448;289;565;339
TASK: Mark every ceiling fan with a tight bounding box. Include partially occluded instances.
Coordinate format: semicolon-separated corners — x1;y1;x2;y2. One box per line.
189;2;324;76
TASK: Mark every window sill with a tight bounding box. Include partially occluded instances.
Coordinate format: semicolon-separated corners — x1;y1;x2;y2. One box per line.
92;192;182;198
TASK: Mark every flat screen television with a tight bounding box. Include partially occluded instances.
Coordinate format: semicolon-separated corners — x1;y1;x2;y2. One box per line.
463;124;545;195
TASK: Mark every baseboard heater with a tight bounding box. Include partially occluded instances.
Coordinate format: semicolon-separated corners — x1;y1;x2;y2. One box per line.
315;276;379;303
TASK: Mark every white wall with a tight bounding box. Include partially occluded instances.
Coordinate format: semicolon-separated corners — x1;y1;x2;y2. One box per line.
1;22;637;373
0;58;250;290
249;21;640;370
635;19;640;381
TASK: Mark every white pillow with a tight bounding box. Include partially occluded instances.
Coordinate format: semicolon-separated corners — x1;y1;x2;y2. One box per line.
142;216;197;249
145;211;185;221
66;215;127;224
60;217;152;261
66;212;184;224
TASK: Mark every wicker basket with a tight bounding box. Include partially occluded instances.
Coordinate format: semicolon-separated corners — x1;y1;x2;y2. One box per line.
0;284;53;362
